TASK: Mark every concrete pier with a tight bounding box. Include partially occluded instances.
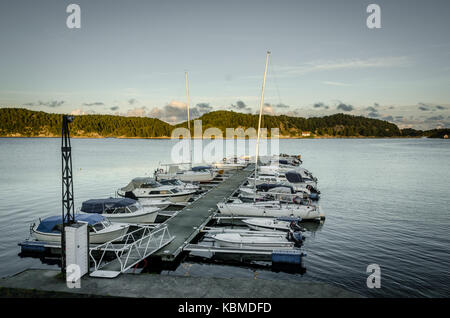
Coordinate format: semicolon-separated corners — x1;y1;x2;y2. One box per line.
0;269;362;298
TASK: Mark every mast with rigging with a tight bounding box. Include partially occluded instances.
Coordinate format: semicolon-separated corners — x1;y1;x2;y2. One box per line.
254;51;271;201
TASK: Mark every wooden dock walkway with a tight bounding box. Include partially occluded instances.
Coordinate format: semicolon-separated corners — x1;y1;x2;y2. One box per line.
155;164;255;261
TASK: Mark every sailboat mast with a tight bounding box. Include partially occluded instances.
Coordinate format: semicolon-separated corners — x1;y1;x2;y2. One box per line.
254;51;271;201
185;71;192;169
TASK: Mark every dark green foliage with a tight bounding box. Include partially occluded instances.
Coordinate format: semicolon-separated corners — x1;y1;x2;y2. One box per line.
401;128;424;137
1;107;445;138
0;108;172;137
424;129;450;138
177;110;402;137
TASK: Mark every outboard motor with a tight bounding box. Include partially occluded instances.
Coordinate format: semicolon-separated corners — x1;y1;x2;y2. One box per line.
287;230;304;247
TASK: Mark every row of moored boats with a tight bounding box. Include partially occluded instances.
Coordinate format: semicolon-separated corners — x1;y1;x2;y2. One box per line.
30;154;324;251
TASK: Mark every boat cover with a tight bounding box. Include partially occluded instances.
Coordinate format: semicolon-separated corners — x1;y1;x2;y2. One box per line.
36;214;105;233
120;177;160;191
81;198;137;214
256;183;295;193
285;171;304;183
191;166;212;171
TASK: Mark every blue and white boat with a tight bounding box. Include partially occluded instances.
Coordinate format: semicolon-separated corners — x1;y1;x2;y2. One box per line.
31;214;129;244
80;197;160;224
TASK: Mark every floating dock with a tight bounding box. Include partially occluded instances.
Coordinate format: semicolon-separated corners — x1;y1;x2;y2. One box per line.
154;164;255;261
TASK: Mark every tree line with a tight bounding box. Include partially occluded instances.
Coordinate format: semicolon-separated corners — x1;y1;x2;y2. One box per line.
0;107;447;138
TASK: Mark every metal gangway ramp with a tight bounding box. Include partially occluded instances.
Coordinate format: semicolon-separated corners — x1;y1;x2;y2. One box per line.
154;164;255;261
89;224;174;278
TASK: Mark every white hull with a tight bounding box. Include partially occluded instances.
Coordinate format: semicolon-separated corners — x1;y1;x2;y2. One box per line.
32;224;129;244
118;191;195;203
137;199;171;209
217;202;322;220
156;171;217;182
248;176;317;189
99;210;158;224
212;163;246;171
212;233;294;249
242;218;292;231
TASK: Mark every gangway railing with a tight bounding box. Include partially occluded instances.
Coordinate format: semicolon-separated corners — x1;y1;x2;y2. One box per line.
89;224;174;278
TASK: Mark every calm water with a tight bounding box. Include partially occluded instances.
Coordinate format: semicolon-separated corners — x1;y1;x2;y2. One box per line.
0;137;449;297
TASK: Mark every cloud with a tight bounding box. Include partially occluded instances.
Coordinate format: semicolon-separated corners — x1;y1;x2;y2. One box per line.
196;103;213;113
366;106;378;112
83;102;104;106
70;109;96;115
262;103;275;115
368;111;380;118
336;103;354;112
230;100;252;113
382;116;394;122
126;107;148;117
418;103;431;111
322;81;351;87
24;100;65;107
374;103;380;107
275;56;412;77
435;105;446;110
425;115;444;122
110;106;119;111
148;100;214;124
128;98;137;105
275;103;290;108
313;102;329;109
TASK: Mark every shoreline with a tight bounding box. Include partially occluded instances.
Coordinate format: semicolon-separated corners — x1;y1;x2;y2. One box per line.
0;135;428;140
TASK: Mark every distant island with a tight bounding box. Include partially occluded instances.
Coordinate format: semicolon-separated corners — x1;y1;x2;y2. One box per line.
0;107;448;139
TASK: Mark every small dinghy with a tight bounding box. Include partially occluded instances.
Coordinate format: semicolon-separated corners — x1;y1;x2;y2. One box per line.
211;230;303;249
31;214;129;244
242;217;303;232
80;197;160;224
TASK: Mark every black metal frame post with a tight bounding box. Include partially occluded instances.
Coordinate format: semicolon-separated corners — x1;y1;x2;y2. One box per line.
61;115;75;273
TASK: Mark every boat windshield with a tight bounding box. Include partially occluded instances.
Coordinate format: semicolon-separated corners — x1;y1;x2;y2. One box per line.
127;204;139;213
92;222;105;232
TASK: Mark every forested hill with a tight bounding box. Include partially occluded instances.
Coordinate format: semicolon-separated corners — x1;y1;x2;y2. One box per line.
178;110;401;137
0;107;447;138
0;108;172;138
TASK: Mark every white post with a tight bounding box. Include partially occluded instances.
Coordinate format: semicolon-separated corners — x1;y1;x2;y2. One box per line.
254;51;271;202
185;72;192;169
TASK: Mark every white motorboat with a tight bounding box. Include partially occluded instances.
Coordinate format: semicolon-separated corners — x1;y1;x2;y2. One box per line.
248;170;318;189
212;157;248;171
136;198;171;209
242;217;303;231
158;178;200;192
79;197;160;224
31;214;129;244
217;199;323;220
211;232;295;249
155;165;218;182
117;177;196;203
238;183;311;202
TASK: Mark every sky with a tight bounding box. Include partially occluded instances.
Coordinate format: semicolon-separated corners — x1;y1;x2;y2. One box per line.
0;0;449;129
